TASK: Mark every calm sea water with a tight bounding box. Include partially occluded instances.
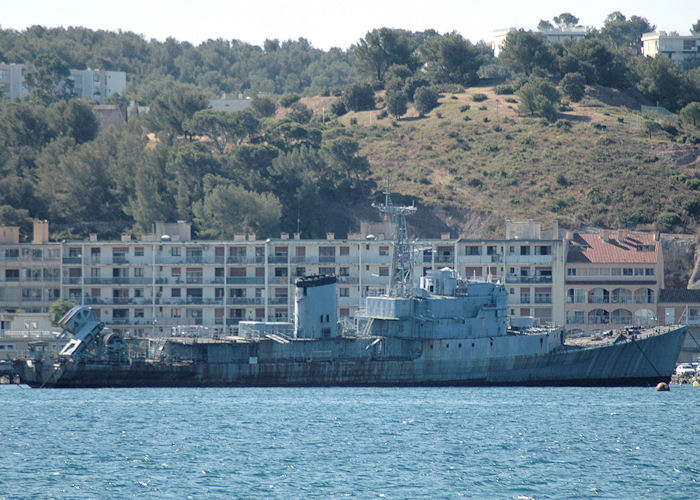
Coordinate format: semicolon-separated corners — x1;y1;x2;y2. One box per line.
0;386;698;499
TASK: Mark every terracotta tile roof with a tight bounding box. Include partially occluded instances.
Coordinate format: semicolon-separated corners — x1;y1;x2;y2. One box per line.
567;231;659;264
658;289;700;304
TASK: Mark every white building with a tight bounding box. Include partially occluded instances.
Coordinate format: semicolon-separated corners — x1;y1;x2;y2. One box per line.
641;31;700;64
0;63;126;103
0;220;565;338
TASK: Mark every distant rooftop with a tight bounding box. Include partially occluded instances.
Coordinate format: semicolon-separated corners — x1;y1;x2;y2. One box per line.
567;231;659;264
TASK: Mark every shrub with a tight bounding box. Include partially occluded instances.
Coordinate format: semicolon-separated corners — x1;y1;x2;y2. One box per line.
555;119;572;130
287;102;312;124
472;93;488;102
330;99;347;117
516;77;560;122
349;117;358;125
467;177;483;188
377;109;388;119
494;84;515;95
320;88;330;97
559;72;586;102
414;87;440;116
385;89;408;119
478;105;487;111
279;93;300;107
459;104;471;112
505;97;517;103
657;211;680;230
343;83;375;111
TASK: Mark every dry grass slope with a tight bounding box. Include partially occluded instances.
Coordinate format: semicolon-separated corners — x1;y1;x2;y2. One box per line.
326;85;700;238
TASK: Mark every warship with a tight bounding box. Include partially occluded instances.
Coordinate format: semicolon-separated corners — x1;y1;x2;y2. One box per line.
12;184;687;388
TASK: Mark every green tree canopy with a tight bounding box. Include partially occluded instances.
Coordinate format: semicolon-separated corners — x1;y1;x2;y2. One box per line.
49;299;75;326
559;72;586;101
24;54;74;104
343;83;375;111
553;13;579;29
600;12;655;54
353;28;416;81
250;96;277;118
692;20;700;36
680;102;700;127
413;86;439;116
419;32;483;85
193;184;282;238
385;89;408;119
148;86;208;139
516;76;560;121
537;20;555;31
498;30;555;76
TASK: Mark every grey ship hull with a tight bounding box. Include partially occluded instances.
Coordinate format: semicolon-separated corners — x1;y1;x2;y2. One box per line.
15;326;687;388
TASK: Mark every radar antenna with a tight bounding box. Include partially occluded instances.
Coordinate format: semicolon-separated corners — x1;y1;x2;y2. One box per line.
372;174;417;297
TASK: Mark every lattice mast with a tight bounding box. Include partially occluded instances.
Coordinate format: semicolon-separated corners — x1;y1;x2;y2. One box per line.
373;175;417;297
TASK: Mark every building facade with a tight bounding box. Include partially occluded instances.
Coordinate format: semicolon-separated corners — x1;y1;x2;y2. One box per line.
564;230;663;332
0;63;126;103
0;220;566;338
641;31;700;64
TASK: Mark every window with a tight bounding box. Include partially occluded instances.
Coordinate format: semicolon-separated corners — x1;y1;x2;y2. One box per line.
486;246;497;256
339;267;349;276
171;247;181;256
379;246;390;256
295;267;306;277
645;268;654;276
171;308;181;318
567;268;576;276
135;247;144;257
634;268;644;276
134;309;144;318
5;269;19;281
134;268;144;277
319;267;335;276
537;245;551;256
379;267;389;277
172;288;181;297
623;268;633;276
339;287;349;297
172;268;181;278
134;288;143;298
339;246;349;256
465;246;481;256
520;246;530;256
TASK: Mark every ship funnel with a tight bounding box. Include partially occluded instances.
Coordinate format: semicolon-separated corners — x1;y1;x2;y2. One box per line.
295;275;338;339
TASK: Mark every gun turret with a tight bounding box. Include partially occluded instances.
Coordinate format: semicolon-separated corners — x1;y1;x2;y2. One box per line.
57;306;104;358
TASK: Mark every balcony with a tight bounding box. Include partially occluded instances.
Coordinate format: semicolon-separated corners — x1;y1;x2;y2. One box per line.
227;297;264;305
83;277;152;285
226;256;264;265
268;276;288;285
268;255;289;264
460;254;502;264
226;277;265;285
62;277;82;285
319;256;336;264
505;275;552;284
435;255;454;264
269;297;288;305
62;257;82;264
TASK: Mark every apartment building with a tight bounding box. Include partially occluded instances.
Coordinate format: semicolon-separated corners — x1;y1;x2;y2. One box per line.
0;63;126;103
641;31;700;64
564;230;663;332
0;220;566;338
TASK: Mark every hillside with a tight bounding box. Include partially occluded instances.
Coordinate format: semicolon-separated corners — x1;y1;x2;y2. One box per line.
302;85;700;238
